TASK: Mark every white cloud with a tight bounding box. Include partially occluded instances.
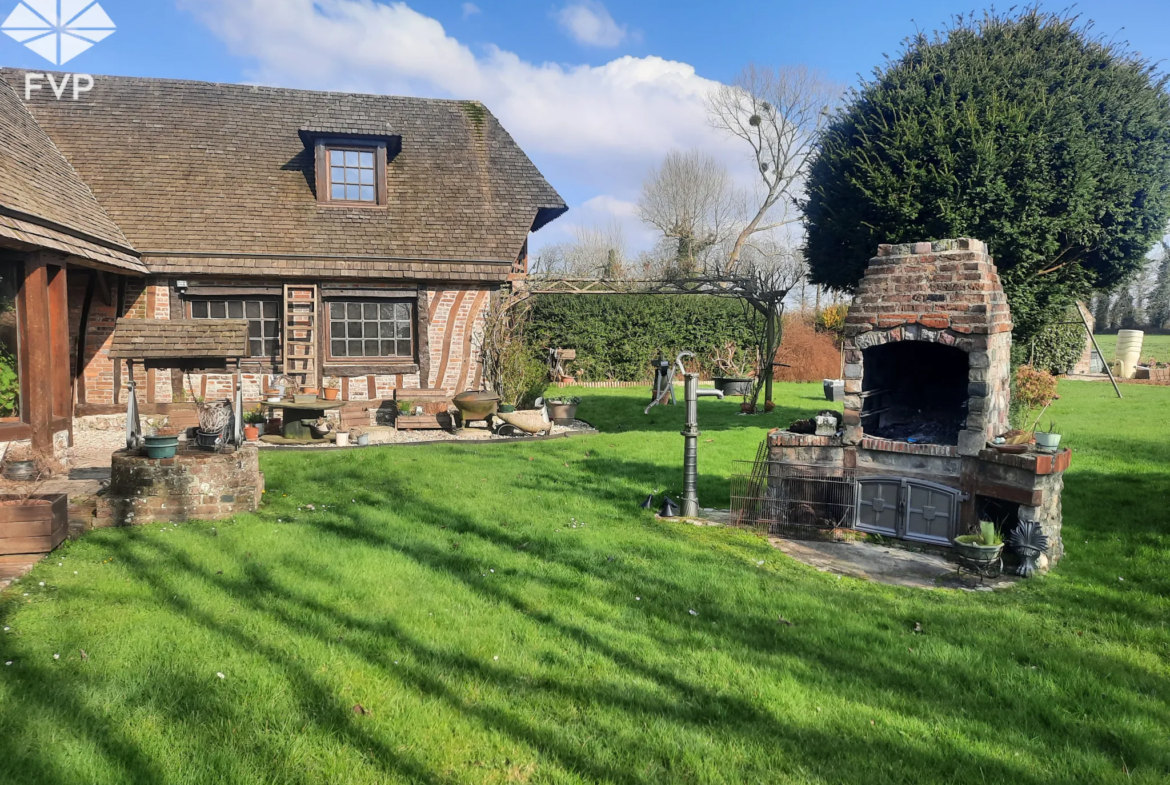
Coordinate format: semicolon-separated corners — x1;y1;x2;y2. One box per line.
178;0;751;251
461;2;480;19
555;1;626;48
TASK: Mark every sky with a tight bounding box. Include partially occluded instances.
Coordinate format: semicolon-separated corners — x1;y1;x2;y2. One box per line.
2;0;1169;257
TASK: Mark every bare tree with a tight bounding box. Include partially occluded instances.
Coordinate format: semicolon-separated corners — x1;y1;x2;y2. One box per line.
531;221;629;278
637;149;739;273
708;64;839;273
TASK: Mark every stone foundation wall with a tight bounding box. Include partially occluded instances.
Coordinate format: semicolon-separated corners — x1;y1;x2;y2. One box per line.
93;447;264;528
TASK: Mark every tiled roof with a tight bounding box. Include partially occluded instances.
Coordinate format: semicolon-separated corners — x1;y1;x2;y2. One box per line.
0;214;145;273
0;77;141;271
1;70;567;278
108;319;249;359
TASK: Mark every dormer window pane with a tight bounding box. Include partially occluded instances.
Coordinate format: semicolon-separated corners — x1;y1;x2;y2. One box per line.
326;145;379;203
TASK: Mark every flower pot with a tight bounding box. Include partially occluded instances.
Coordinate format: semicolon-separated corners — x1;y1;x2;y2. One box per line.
2;460;38;482
1034;432;1062;450
953;536;1004;564
545;402;578;424
334;431;349;447
302;387;319;396
143;434;179;459
243;425;260;442
356;433;369;446
323;388;340;401
714;377;753;397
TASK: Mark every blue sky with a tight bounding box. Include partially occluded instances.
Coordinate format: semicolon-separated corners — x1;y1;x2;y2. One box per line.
3;1;1169;254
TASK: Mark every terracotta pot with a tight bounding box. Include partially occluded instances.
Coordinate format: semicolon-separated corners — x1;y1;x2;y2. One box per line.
323;388;340;401
243;425;260;441
302;387;319;396
740;402;755;413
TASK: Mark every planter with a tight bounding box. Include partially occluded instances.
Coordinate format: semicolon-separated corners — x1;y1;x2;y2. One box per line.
143;434;179;459
293;394;317;405
714;377;753;397
243;425;260;442
1034;432;1062;450
953;536;1004;563
396;412;461;432
740;402;756;414
302;387;319;397
545;402;578;425
334;431;349;447
452;390;501;422
322;388;340;401
2;460;38;482
0;493;67;555
356;432;370;446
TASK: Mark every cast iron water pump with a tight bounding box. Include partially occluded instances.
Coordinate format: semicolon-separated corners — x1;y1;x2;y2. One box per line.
645;351;724;517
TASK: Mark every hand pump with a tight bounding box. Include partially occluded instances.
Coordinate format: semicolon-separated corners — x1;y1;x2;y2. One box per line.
645;351;724;517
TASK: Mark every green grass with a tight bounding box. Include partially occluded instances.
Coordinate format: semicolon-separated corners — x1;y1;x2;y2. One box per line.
2;381;1168;784
1093;333;1170;363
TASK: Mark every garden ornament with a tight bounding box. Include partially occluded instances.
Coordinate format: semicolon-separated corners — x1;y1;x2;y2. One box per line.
658;496;680;518
639;494;656;510
1009;521;1050;578
645;350;725;517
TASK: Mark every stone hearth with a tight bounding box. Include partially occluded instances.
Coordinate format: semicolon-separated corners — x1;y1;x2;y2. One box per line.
763;239;1067;569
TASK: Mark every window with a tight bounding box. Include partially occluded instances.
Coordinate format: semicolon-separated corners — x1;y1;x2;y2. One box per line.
329;147;376;202
328;300;413;359
190;298;280;359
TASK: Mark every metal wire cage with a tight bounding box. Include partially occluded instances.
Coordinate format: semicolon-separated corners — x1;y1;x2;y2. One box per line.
730;443;859;539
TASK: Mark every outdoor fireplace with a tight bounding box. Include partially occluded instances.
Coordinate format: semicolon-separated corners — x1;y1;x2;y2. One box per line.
746;239;1069;570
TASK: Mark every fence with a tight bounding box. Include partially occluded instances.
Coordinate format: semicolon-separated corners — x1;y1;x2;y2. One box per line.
730;444;859;539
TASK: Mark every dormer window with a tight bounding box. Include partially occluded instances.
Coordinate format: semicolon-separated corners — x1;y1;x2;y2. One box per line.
329;148;376;202
311;139;389;207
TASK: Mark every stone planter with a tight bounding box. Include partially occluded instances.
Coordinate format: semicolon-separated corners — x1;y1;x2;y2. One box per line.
0;493;67;555
714;377;753;397
143;434;179;459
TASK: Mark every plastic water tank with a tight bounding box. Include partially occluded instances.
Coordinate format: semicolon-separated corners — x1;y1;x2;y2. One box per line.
1115;329;1144;379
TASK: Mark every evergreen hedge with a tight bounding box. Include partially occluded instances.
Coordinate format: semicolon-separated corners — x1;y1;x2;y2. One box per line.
524;295;755;381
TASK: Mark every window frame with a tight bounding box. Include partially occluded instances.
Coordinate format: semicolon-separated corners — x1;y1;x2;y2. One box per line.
325;298;416;364
315;139;388;208
186;295;282;363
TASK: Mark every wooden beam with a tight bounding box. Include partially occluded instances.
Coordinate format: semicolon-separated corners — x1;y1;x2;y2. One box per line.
22;257;54;455
94;270;112;306
74;270;96;405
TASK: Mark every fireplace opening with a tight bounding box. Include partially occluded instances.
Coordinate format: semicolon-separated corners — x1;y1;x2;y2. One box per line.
861;341;969;445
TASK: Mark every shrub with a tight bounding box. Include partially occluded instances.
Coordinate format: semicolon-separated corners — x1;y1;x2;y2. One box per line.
814;304;848;344
773;316;843;382
1013;315;1086;374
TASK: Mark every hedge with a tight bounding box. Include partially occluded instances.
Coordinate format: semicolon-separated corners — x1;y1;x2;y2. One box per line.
524;295;755;381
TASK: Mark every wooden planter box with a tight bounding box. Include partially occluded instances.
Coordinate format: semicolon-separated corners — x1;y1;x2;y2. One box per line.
0;494;68;556
396;412;461;432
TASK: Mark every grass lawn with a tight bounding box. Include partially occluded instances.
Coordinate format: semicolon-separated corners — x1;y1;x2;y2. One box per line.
2;381;1168;784
1093;333;1170;363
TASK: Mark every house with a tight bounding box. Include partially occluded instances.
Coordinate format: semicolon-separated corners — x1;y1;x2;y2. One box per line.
0;69;566;458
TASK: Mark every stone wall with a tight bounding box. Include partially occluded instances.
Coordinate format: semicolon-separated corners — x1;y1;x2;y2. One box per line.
91;447;264;528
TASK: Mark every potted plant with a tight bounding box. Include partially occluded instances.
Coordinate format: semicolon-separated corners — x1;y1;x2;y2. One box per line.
0;461;67;557
1009;365;1059;445
545;395;580;424
953;521;1004;564
242;408;265;441
1034;420;1061;450
143;417;180;459
322;378;341;401
711;342;755;397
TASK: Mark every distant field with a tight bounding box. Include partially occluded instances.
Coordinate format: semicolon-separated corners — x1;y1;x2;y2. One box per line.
1093;333;1170;363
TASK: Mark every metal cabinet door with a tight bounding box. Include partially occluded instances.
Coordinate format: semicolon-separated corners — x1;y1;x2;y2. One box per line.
856;479;901;536
903;480;958;545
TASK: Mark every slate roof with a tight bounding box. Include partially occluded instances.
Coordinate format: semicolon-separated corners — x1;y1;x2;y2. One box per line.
108;319;249;359
1;70;566;280
0;77;144;273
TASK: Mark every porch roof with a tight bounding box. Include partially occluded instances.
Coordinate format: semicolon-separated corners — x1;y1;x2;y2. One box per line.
108;319;249;360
